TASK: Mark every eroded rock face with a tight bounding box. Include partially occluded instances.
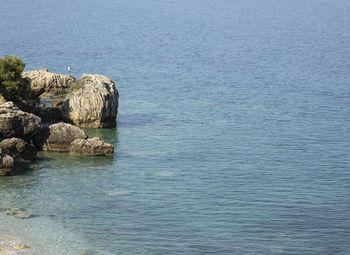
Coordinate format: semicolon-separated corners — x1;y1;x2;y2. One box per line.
0;102;41;142
33;122;87;152
0;149;14;175
0;138;37;161
70;137;114;156
61;74;119;128
22;69;75;98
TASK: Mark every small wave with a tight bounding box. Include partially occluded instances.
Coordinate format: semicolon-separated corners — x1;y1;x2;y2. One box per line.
153;171;176;177
105;190;129;196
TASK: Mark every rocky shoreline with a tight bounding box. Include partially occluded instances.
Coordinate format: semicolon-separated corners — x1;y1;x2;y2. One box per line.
0;69;119;175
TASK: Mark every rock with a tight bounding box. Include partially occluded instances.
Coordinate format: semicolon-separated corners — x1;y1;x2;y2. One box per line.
33;122;87;152
60;74;119;128
0;102;41;142
10;208;21;211
0;152;14;176
0;94;6;104
70;137;114;156
13;212;33;219
0;138;37;161
22;69;76;98
12;244;30;250
6;208;21;215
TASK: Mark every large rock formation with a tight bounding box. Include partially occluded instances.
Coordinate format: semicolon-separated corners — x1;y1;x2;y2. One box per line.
0;138;37;161
0;102;41;142
22;69;75;98
0;149;14;175
33;122;88;152
71;137;114;156
60;74;119;128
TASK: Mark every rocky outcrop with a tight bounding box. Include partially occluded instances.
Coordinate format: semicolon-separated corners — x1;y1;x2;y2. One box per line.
33;122;87;152
0;149;14;175
0;102;41;142
60;74;119;128
22;69;75;98
70;137;114;156
0;138;37;161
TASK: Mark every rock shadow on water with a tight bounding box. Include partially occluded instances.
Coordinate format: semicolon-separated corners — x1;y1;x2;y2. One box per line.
81;127;119;145
2;162;40;177
36;151;114;168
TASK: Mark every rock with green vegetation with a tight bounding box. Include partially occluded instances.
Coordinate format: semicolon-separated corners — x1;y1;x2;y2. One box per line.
0;137;37;161
33;122;88;152
22;69;76;98
0;56;30;103
60;74;119;128
0;102;41;142
70;137;114;156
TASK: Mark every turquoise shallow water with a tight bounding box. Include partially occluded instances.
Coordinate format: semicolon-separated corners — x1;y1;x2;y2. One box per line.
1;0;350;254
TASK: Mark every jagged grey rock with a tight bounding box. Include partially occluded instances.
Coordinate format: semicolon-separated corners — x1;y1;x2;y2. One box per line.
22;69;76;98
61;74;119;128
33;122;87;152
0;102;41;142
0;138;37;161
70;137;114;156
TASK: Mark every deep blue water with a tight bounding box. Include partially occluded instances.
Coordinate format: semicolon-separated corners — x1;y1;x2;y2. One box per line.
1;0;350;254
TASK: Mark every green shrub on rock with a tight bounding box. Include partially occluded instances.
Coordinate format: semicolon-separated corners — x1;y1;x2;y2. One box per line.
0;56;30;103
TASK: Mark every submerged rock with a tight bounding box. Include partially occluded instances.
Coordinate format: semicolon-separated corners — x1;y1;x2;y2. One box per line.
13;244;30;250
0;102;41;142
13;212;33;219
33;122;87;152
5;208;33;219
22;69;76;98
70;137;114;156
60;74;119;128
10;208;21;212
0;138;37;161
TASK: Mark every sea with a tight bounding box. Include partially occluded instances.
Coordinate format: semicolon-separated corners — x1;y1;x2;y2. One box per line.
0;0;350;254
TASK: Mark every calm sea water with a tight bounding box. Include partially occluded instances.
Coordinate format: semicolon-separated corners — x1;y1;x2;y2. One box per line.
1;0;350;254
